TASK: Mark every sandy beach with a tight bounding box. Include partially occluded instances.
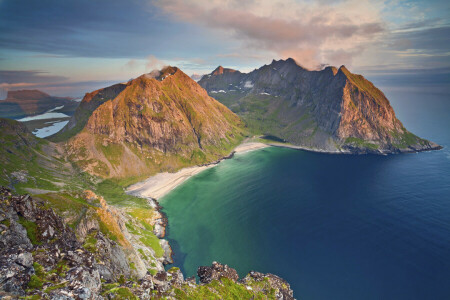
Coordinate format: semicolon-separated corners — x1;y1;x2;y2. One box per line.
126;142;269;200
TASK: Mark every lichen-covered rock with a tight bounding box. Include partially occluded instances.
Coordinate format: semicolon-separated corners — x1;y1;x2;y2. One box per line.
241;271;294;300
198;261;239;284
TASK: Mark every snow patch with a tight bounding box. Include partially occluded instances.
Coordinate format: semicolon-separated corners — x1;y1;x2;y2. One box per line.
260;92;271;95
244;81;254;88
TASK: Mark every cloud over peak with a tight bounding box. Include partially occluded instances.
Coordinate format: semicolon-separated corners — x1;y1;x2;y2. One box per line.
154;0;385;69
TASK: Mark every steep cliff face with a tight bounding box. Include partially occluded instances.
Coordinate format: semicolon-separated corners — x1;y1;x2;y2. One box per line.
67;67;245;179
199;58;441;154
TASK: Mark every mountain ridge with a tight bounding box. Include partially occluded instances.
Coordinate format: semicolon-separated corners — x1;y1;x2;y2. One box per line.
198;58;441;154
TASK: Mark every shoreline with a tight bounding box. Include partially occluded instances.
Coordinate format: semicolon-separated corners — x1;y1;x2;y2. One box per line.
126;142;269;200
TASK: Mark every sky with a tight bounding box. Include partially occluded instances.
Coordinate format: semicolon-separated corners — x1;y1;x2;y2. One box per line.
0;0;449;97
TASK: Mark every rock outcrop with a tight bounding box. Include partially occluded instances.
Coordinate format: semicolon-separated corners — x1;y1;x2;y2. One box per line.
199;58;441;154
0;188;295;299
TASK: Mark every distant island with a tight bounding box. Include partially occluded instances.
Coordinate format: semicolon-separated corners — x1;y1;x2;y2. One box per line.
0;89;79;120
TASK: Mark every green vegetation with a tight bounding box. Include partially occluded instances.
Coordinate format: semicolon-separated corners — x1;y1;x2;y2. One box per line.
27;262;46;290
17;216;41;245
83;231;98;253
345;137;380;150
27;274;44;290
95;179;148;208
139;231;164;258
103;287;138;299
172;277;276;300
0;218;10;227
390;129;426;149
44;281;68;293
96;139;124;167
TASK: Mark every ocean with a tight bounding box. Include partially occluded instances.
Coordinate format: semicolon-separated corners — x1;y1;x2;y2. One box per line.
160;88;450;299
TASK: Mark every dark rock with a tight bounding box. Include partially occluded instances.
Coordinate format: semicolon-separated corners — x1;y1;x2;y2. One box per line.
197;261;239;284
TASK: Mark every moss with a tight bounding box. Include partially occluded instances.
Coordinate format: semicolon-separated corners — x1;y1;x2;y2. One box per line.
44;281;67;293
129;262;137;271
102;282;120;292
27;274;44;290
23;295;41;300
33;262;45;278
0;218;10;227
83;232;98;253
50;260;69;277
18;216;41;245
168;267;180;273
149;268;157;275
104;287;138;299
118;274;126;285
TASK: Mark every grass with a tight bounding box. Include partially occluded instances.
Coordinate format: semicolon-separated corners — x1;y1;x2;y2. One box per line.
345;137;380;150
95;179;149;208
139;231;164;258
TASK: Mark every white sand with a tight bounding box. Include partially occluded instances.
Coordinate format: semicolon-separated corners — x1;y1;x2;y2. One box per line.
126;142;269;200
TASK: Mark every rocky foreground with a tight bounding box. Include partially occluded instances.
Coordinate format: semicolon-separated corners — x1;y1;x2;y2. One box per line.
0;187;294;299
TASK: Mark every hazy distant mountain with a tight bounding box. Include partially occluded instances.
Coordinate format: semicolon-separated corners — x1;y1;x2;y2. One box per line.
190;73;204;82
199;58;441;154
0;90;79;119
63;66;244;178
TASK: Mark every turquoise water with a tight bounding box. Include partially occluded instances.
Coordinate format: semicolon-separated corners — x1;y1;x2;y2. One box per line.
161;90;450;299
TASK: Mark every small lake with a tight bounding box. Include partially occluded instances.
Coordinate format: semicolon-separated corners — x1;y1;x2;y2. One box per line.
18;105;69;122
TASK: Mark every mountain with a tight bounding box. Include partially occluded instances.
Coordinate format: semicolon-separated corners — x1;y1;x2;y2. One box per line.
190;73;204;82
64;66;245;180
199;58;441;154
0;90;79;119
50;83;127;142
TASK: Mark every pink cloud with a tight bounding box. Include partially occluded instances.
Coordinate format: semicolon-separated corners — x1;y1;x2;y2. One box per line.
154;0;385;69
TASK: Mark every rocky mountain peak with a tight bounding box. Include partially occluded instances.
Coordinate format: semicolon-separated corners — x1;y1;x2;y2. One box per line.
142;66;179;81
211;65;238;76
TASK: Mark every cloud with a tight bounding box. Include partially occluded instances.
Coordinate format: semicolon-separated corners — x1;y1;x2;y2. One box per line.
154;0;385;69
0;70;68;84
145;55;165;71
0;70;107;97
